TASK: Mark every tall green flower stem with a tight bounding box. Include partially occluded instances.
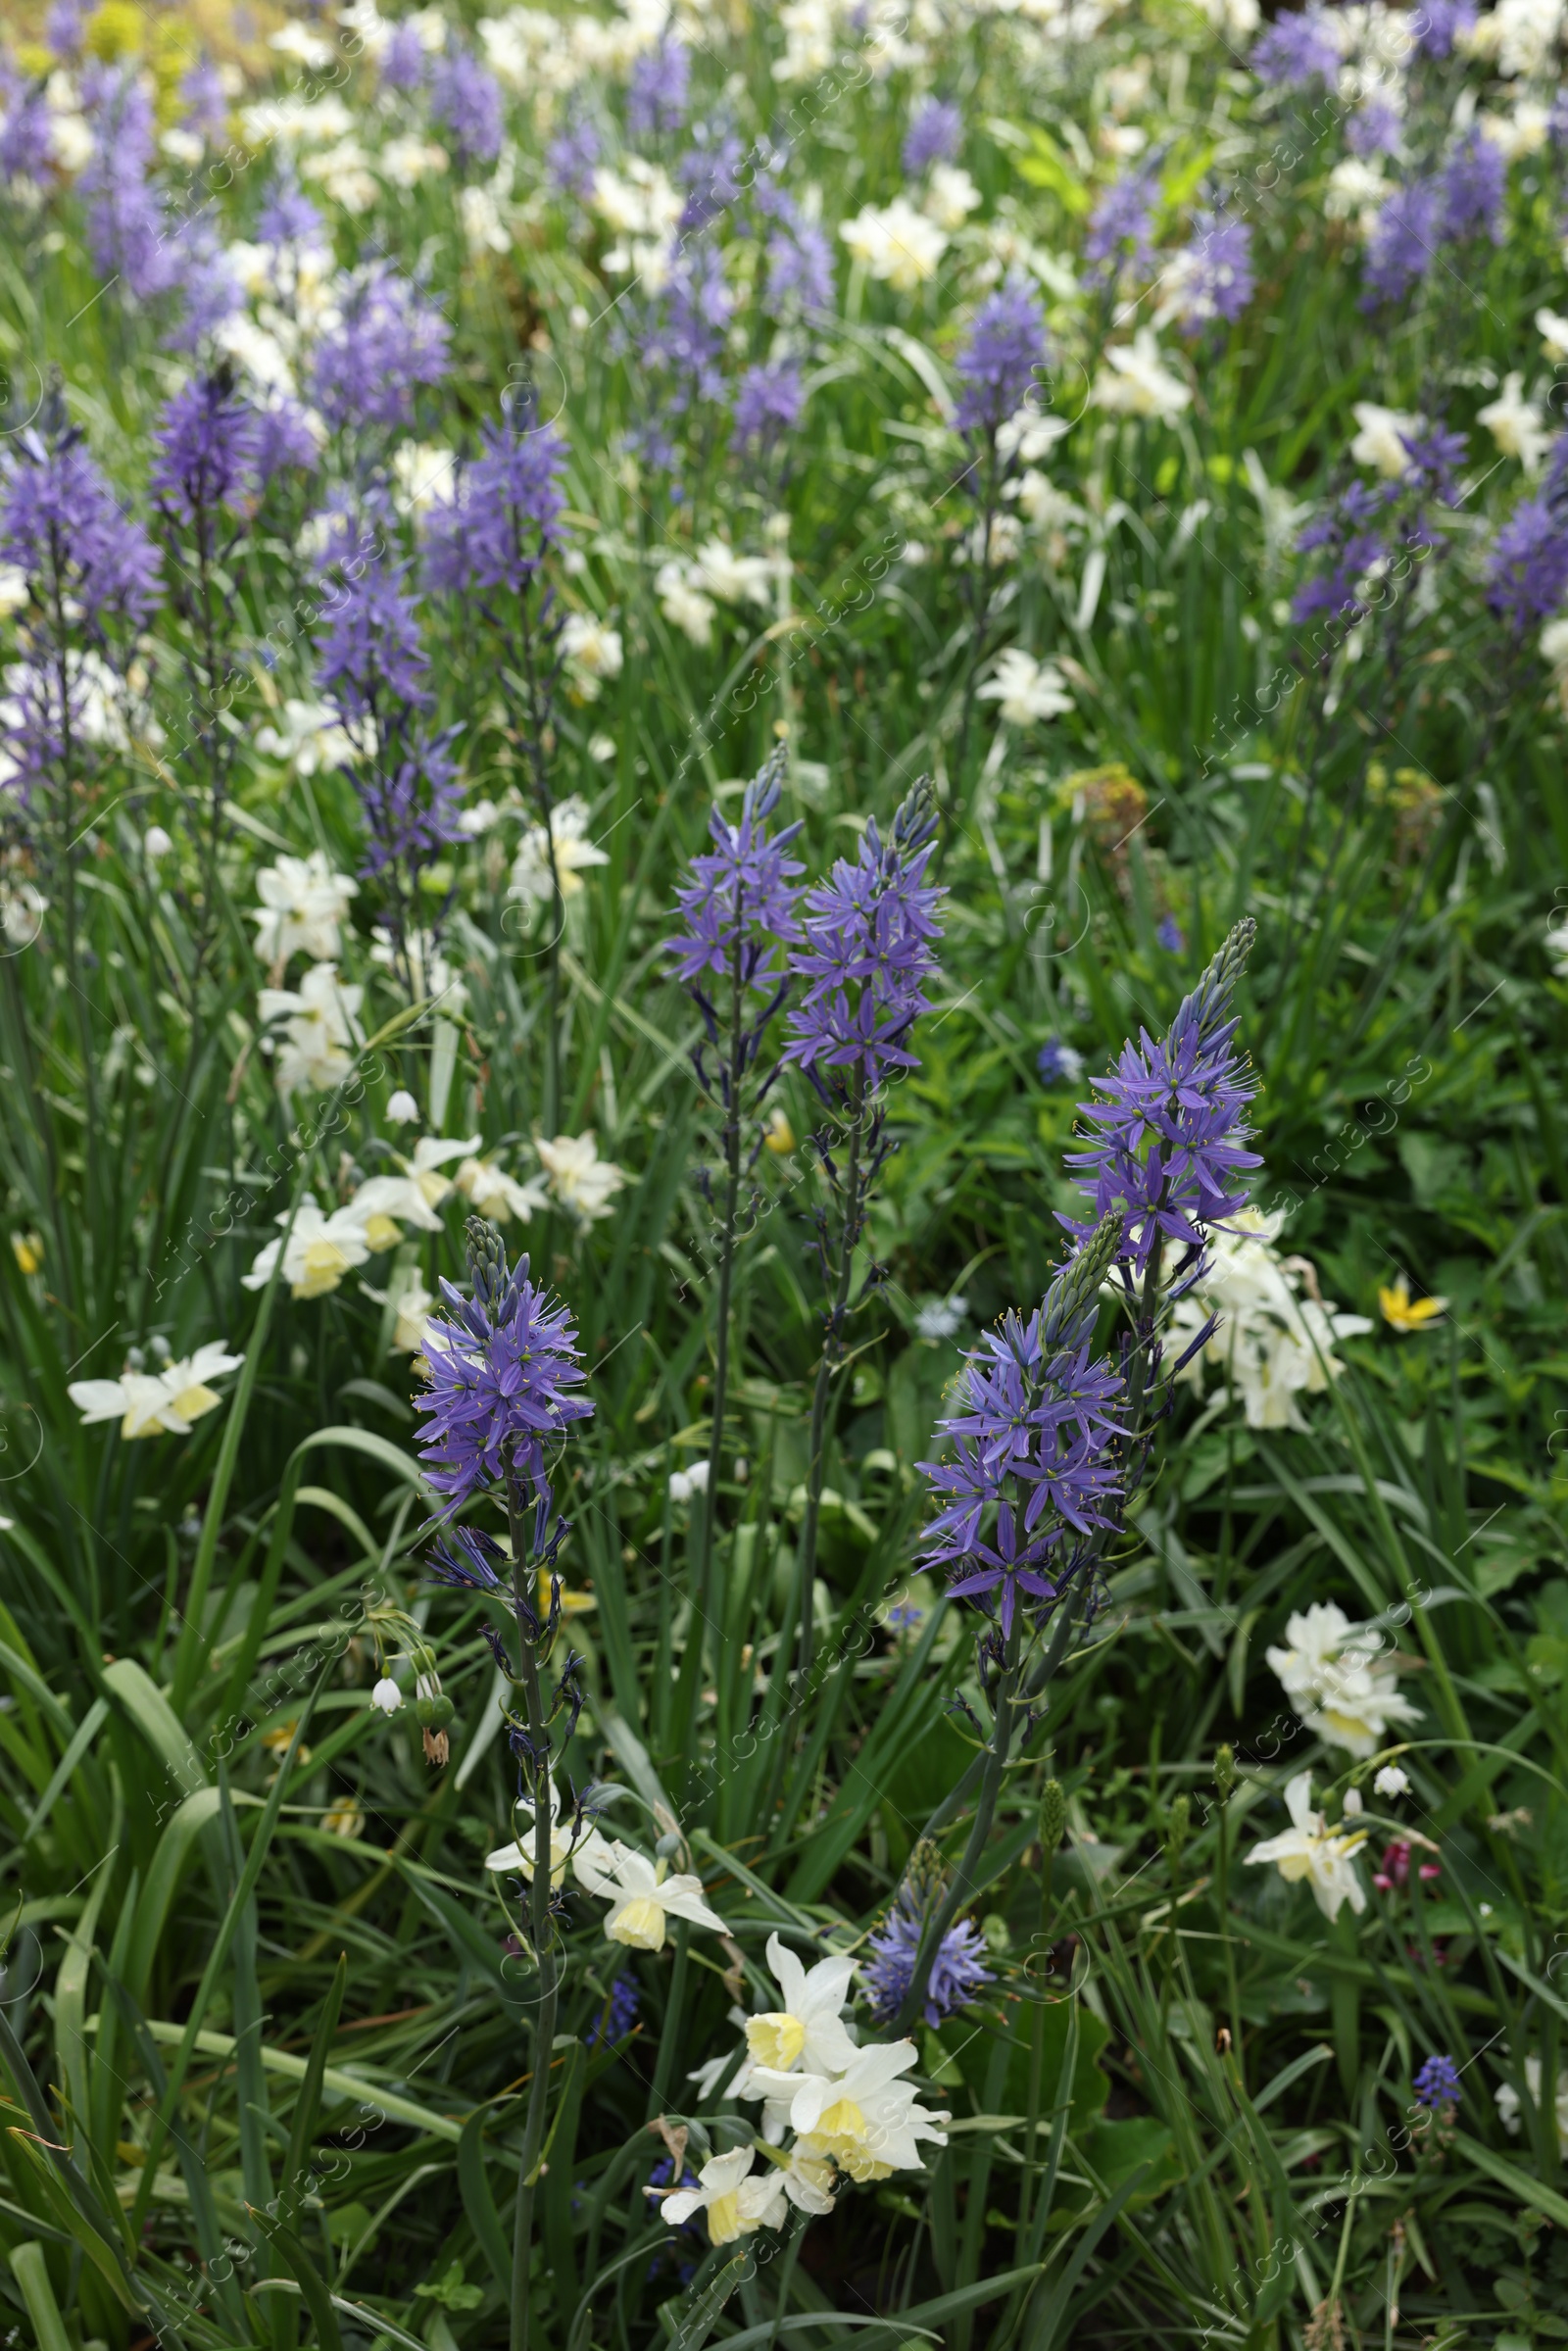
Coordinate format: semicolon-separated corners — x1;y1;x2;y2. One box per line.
503;1465;564;2351
795;1078;870;1680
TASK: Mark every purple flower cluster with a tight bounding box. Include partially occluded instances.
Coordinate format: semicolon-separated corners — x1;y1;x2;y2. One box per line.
1440;127;1506;244
1171;212;1255;331
667;751;805;1002
548;118;601;200
903;98;962;175
586;1973;641;2047
919;1246;1126;1635
864;1872;994;2028
0;427;160;629
628;37;689;137
150;372;263;525
678;128;747;234
258;172;322;248
0;73;52;182
78;67;174;303
1363;178;1444;307
1250;8;1340;84
1487;488;1568;632
1085;161;1160;286
1063;921;1259;1277
629;247;733;474
415;1240;593;1511
1413;2054;1461;2109
954;275;1049;436
1414;0;1475;52
731;359;805;453
1347;96;1401;159
423;409;569;594
1291;478;1395;624
355;729;466;887
758;176;835;317
784;778;946;1099
429;47;505;168
382;20;428;89
316;559;432;720
312;264;452;430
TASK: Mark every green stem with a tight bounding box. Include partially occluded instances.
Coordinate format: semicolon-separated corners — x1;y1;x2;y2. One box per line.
507;1477;560;2351
796;1089;866;1679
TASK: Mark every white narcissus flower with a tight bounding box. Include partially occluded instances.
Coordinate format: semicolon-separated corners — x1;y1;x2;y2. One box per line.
254;698;364;777
536;1131;629;1226
389;440;454;513
659;2147;786;2243
368;927;466;1015
69;1342;244;1439
923;162;981;228
1495;2056;1568;2156
573;1837;729;1949
1168;1207;1372;1433
977;649;1073;726
485;1781;612;1889
1537;308;1568;365
1245;1771;1368;1921
390;1272;436;1354
1544;904;1568;973
1477;371;1551;470
691;540;774;606
1348;402;1422;479
509;798;611;906
656;560;717;647
241;1198;374;1300
257;962;364;1094
455;1154;549;1224
1265;1601;1422;1758
561;614;623;700
1092;329;1191;420
750;2040;951;2181
840;198;949;290
251;851;359;968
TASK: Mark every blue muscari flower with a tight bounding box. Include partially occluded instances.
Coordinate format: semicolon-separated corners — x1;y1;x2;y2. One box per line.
1063;921;1259;1278
783;778;946;1100
1413;2054;1461;2109
414;1237;593;1512
863;1849;995;2028
586;1973;640;2047
903;98;961;175
954;274;1049;437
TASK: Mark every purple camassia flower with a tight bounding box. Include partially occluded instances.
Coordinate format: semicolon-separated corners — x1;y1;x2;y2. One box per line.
904;98;962;176
1441;126;1505;243
423;409;568;594
78;66;175;301
381;20;428;90
1413;0;1475;52
168;219;243;351
1085;161;1160;286
757;176;835;316
316;558;432;719
312;264;451;430
667;752;805;1000
547;117;601;201
355;728;466;883
1172;211;1255;330
1250;7;1340;83
784;780;945;1098
632;247;732;463
731;359;804;451
258;172;323;247
1;73;54;182
429;47;505;167
1487;492;1568;631
628;37;689;137
954;274;1048;436
919;1251;1126;1634
46;0;83;57
253;398;322;484
863;1884;994;2028
151;372;263;524
415;1244;592;1511
678;129;746;233
1062;924;1259;1277
1347;96;1401;158
1362;176;1443;306
1156;915;1185;952
179;55;229;146
1400;423;1467;509
0;428;160;628
1412;2054;1461;2109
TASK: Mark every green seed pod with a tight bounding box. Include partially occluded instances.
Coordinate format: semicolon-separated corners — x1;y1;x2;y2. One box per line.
426;1693;456;1729
1039;1779;1065;1858
1215;1742;1236;1801
415;1695;436;1728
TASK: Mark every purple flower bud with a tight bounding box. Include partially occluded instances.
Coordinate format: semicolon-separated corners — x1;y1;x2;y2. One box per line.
903;98;962;176
953;273;1048;436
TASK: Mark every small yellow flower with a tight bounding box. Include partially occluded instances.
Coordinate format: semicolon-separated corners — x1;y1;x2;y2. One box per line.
11;1233;42;1277
763;1106;796;1155
1379;1276;1447;1335
536;1567;596;1616
322;1799;365;1838
262;1720;314;1768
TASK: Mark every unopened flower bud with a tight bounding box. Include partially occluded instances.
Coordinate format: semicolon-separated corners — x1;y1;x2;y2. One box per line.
1214;1742;1236;1801
1039;1779;1065;1857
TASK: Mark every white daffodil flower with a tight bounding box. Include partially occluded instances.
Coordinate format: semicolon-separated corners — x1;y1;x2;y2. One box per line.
573;1837;729;1950
690;539;774;607
659;2147;786;2243
253;698;363;777
750;2040;951;2180
977;649;1073;726
509;798;611;906
1093;328;1191;420
1348;402;1422;479
455;1154;549;1225
69;1342;243;1439
561;614;623;700
923;162;981;229
1168;1208;1371;1434
656;560;718;647
1245;1771;1368;1921
1495;2056;1568;2157
251;856;360;963
368;927;467;1013
1265;1602;1421;1758
840;198;949;290
1477;370;1551;470
242;1197;374;1299
257;963;364;1094
535;1132;629;1226
485;1782;612;1889
389;1272;436;1354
